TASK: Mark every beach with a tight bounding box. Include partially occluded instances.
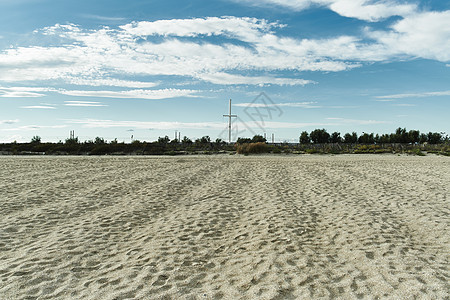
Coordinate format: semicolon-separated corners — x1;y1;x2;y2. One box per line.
0;155;448;299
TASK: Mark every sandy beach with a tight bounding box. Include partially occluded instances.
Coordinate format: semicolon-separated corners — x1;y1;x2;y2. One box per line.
0;155;448;299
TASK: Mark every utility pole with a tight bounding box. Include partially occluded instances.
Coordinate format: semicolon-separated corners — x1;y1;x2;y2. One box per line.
223;99;237;144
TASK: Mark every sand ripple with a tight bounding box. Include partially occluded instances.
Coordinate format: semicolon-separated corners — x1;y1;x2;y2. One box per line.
0;155;449;299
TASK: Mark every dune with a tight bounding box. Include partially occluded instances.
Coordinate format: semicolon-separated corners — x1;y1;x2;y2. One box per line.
0;154;448;299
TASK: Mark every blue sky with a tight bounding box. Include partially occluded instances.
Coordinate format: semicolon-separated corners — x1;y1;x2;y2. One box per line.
0;0;449;143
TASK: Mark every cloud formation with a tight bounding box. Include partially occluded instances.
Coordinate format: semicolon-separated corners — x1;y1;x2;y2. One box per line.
0;10;448;96
237;0;417;21
377;90;450;99
64;101;108;107
58;88;199;100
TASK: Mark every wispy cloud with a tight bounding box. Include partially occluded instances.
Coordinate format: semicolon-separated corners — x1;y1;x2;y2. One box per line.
57;88;199;100
325;117;390;125
66;118;332;130
0;91;45;98
374;99;395;102
20;105;56;109
0;119;19;125
67;78;159;88
81;14;126;22
64;101;108;107
66;119;225;130
392;103;416;107
1;124;66;131
0;87;53;98
234;101;321;108
65;118;389;130
197;73;314;86
377;90;450;99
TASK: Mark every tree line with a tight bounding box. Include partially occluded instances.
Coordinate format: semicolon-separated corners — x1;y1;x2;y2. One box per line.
299;128;446;144
0;127;448;155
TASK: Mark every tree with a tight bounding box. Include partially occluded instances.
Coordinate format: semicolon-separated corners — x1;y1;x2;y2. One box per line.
182;136;193;145
65;137;79;144
374;134;380;144
236;137;251;144
343;132;358;143
299;131;310;144
251;135;266;143
378;134;390;144
358;133;374;144
198;136;211;144
31;135;41;144
408;130;420;144
419;133;427;144
215;138;226;146
394;127;408;143
310;129;330;144
158;136;170;144
94;137;106;144
330;132;342;143
427;132;442;144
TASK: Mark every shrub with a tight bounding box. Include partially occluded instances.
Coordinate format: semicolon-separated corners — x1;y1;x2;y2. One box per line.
412;148;426;156
236;142;269;154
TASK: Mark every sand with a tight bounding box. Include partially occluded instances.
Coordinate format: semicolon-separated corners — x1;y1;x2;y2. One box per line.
0;154;448;299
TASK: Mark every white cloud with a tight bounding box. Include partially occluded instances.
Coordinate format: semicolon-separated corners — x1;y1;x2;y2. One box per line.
0;86;54;97
392;103;416;107
325;117;390;124
237;0;417;21
0;119;19;125
81;14;126;22
197;73;314;86
66;119;226;130
67;78;159;88
234;101;321;108
20;105;56;109
65;118;389;130
64;101;108;107
0;17;357;86
66;118;331;130
1;124;66;131
0;91;45;98
0;12;448;91
377;90;450;99
119;16;282;39
57;88;199;100
327;0;416;22
367;11;450;61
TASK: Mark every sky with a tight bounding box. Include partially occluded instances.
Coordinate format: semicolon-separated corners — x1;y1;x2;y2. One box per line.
0;0;449;143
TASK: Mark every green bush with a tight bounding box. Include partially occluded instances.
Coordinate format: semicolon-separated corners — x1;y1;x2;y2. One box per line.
412;148;426;156
236;142;269;154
